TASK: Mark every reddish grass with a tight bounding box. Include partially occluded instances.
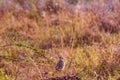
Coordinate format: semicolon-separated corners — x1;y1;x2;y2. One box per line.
0;0;120;80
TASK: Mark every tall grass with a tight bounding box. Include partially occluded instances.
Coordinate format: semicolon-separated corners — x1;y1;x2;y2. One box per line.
0;0;120;80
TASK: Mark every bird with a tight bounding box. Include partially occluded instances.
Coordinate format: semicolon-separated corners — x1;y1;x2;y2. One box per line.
55;56;65;71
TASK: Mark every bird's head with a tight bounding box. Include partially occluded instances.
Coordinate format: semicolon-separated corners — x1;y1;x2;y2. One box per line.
59;56;63;60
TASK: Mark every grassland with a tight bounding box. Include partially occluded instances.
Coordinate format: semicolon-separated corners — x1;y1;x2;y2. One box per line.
0;0;120;80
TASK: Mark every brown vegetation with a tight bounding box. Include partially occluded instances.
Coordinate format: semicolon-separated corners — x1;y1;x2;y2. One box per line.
0;0;120;80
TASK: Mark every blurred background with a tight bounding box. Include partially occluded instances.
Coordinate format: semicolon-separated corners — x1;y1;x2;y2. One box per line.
0;0;120;80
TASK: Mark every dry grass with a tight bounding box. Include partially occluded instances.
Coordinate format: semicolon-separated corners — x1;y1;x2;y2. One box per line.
0;0;120;80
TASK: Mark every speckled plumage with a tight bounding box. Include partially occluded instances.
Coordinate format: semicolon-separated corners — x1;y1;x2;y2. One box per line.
55;57;65;71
